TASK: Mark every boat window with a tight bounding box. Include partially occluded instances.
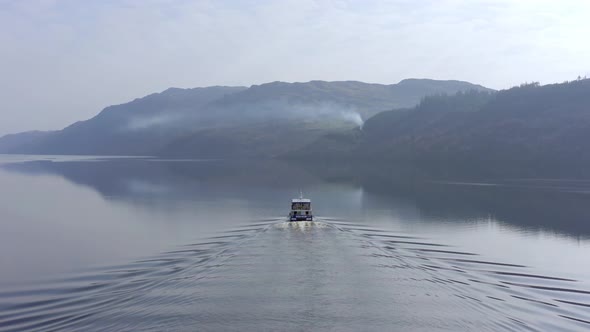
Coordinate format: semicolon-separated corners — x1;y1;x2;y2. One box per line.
291;202;310;210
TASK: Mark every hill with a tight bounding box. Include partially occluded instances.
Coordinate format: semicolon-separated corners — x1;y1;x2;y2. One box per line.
294;79;590;173
0;79;490;156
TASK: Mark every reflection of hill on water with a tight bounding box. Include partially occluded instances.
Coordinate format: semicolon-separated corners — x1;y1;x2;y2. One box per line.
0;158;325;200
300;161;590;239
3;158;590;238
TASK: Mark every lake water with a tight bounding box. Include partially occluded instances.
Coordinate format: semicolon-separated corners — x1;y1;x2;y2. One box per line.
1;155;590;331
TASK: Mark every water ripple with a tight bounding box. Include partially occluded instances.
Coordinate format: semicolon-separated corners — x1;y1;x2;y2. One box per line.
1;217;589;331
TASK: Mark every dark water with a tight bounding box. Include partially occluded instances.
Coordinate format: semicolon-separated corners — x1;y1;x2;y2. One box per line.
1;156;590;331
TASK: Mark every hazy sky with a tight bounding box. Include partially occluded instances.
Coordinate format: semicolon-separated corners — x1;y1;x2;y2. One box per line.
1;0;589;135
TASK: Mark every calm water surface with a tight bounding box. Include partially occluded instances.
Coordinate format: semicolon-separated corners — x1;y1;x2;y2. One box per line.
1;155;590;331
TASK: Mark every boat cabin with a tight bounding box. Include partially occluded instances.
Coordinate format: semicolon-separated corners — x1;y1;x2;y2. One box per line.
290;198;313;221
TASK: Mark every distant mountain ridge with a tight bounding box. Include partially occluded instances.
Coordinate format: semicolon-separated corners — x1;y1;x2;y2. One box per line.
0;130;56;152
0;79;491;156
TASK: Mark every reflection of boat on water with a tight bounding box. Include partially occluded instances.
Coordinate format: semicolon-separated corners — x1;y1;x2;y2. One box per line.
289;193;313;221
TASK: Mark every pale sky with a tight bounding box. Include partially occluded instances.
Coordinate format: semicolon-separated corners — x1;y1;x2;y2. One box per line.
1;0;589;136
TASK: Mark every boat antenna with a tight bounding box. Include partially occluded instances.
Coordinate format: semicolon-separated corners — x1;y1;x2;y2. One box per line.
299;189;303;199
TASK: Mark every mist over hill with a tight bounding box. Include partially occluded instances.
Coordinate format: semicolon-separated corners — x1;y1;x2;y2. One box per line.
0;79;489;156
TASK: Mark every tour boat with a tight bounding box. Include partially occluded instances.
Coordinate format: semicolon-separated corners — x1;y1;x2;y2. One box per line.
289;193;313;221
